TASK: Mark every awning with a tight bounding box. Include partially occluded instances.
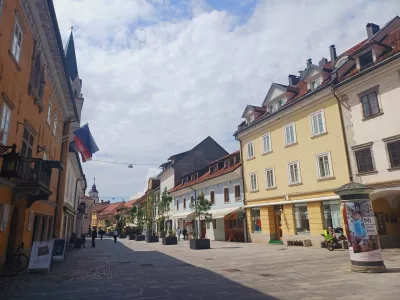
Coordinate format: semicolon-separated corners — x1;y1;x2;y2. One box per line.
204;207;241;219
244;195;339;208
172;211;195;219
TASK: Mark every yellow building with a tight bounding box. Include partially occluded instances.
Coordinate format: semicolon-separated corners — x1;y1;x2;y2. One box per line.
235;59;350;246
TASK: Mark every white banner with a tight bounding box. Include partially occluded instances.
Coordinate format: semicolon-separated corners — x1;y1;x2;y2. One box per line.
28;241;54;272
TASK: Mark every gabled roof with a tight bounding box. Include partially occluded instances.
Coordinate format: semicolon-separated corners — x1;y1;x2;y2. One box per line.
97;201;125;217
92;203;110;212
262;83;287;106
241;105;266;118
300;64;323;81
65;30;79;81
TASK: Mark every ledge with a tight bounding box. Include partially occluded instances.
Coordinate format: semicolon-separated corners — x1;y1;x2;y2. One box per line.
235;197;241;202
250;189;259;193
288;182;303;187
356;170;378;176
362;111;384;121
284;142;298;148
265;186;277;191
8;50;21;71
262;151;273;156
388;167;400;172
247;157;256;161
311;131;328;139
317;176;336;182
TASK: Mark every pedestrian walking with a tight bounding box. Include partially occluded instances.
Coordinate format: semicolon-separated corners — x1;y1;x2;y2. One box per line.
182;227;187;240
99;229;104;240
113;229;118;243
91;228;97;247
176;226;181;241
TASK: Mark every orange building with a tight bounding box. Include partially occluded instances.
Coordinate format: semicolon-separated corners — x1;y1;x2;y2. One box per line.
0;0;79;268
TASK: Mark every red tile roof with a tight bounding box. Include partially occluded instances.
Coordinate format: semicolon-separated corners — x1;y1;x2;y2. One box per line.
97;201;125;217
92;203;110;212
124;199;137;209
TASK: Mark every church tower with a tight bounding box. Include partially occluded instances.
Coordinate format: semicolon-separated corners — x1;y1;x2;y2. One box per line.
89;178;99;203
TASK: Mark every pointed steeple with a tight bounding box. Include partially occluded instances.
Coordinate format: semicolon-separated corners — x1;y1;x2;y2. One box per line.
65;26;79;81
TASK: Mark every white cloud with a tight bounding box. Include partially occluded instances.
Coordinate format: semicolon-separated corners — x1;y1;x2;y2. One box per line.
54;0;399;198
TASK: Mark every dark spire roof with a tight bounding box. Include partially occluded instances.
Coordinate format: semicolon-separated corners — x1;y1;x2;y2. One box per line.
90;177;98;194
65;28;79;81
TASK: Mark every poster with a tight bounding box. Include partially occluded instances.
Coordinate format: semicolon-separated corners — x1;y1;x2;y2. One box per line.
343;201;383;263
52;238;66;261
28;241;54;272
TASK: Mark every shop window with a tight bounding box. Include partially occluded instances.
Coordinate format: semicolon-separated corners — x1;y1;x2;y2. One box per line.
251;208;261;232
294;203;309;235
322;200;341;229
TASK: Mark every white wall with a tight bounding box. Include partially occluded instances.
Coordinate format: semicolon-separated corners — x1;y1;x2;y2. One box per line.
341;62;400;185
159;167;175;213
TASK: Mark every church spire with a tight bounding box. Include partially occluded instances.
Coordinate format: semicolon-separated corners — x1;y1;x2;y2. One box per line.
65;27;79;81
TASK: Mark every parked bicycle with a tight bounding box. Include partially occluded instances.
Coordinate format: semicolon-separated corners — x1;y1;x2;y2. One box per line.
11;242;29;272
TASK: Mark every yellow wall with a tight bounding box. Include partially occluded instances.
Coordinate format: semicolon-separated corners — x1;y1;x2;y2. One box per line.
92;212;97;227
241;97;348;202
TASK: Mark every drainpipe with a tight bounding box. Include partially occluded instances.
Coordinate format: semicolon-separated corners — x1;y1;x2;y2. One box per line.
332;86;354;182
237;139;249;243
188;186;198;239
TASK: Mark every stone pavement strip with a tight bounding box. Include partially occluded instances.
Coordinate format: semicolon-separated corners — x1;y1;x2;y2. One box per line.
1;237;400;300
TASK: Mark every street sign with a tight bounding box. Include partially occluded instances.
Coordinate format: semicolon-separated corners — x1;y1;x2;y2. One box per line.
52;238;66;262
28;241;54;273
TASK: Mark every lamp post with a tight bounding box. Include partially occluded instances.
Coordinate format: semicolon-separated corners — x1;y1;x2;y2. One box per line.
0;144;20;178
335;182;386;273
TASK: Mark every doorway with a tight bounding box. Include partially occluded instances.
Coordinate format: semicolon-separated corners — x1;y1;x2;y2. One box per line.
274;205;283;241
6;207;19;264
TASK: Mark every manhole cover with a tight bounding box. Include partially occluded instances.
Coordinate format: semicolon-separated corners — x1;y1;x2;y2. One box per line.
140;264;153;267
223;269;242;273
260;273;274;277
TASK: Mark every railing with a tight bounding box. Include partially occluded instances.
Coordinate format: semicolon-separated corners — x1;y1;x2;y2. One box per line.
17;158;51;189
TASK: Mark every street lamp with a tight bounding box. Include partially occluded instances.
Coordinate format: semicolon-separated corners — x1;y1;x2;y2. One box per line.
0;144;20;179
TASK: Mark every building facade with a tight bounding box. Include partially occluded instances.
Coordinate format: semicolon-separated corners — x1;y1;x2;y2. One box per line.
0;0;79;267
170;151;245;241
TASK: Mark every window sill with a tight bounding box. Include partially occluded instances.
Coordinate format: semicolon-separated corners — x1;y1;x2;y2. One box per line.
388;167;400;172
288;182;303;187
311;131;328;139
317;176;335;182
235;197;241;202
356;170;378;176
224;201;230;204
247;157;255;161
8;50;21;71
265;186;277;191
362;111;384;121
250;189;259;193
284;142;298;148
262;151;273;156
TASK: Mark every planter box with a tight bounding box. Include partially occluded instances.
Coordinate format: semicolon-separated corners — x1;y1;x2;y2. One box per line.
135;235;145;241
146;236;159;243
162;237;177;245
129;234;136;240
159;231;166;238
190;239;210;250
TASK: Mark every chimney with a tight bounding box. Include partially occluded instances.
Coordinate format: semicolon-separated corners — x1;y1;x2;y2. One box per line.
319;57;328;68
101;200;103;203
329;45;337;66
288;74;299;86
307;58;312;68
366;23;380;38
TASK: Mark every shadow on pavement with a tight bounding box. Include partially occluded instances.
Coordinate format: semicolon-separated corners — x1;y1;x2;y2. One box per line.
1;238;277;300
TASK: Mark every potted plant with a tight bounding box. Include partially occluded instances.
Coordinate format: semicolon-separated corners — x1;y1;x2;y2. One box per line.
162;229;178;245
189;192;212;250
135;207;146;241
157;187;173;238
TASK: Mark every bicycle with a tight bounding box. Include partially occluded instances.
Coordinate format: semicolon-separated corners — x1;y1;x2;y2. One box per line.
10;242;29;272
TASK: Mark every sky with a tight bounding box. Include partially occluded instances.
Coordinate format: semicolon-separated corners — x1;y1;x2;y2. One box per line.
53;0;399;202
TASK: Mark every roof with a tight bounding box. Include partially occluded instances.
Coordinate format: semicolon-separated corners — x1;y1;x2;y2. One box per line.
209;150;240;165
65;30;79;80
92;203;110;212
97;201;125;217
123;199;137;209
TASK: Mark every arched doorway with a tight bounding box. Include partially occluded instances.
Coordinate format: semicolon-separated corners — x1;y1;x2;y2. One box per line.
6;207;19;264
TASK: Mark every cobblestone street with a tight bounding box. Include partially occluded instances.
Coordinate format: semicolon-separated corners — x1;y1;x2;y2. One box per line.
1;238;400;299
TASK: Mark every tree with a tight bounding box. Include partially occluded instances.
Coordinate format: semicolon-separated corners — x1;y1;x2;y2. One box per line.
136;206;145;235
189;192;212;239
158;187;173;231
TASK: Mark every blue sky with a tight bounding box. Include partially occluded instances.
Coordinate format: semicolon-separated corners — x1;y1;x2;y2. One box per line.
54;0;399;201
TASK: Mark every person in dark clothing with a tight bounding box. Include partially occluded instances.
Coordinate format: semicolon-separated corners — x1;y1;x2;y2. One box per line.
182;228;187;240
99;230;104;240
91;229;97;247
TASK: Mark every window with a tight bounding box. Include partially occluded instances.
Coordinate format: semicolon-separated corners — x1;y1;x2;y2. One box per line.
11;18;23;62
210;191;215;205
47;101;52;124
246;115;254;124
310;79;320;91
360;91;380;118
224;187;229;203
191;173;198;181
212;219;216;230
21;127;34;158
247;141;254;159
53;115;57;136
251;208;261;232
355;147;374;173
261;133;272;154
265;168;276;188
249;173;258;191
288;161;301;185
0;103;11;145
294;203;309;235
316;152;333;179
234;185;240;200
387;140;400;168
278;99;285;107
183;198;186;209
176;199;179;210
359;51;373;69
310;110;326;136
322;200;341;229
190;196;194;204
284;123;296;146
210;165;217;174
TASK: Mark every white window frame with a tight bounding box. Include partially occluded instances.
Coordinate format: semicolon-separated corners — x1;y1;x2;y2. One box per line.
249;172;258;192
288;160;302;185
284;122;297;146
47;101;52;125
246;114;254;124
0;102;12;145
53;114;57;136
310;110;327;137
209;190;215;205
264;167;276;189
11;17;23;62
261;132;272;154
247;141;255;159
223;186;230;203
315;152;334;179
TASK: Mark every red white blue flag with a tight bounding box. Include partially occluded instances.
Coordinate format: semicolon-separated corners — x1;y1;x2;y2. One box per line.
73;124;99;162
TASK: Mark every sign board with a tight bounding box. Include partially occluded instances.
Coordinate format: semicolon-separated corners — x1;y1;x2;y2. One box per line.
52;238;66;261
28;241;54;273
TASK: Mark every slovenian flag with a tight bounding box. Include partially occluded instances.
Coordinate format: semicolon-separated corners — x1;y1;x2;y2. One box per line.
73;124;99;162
